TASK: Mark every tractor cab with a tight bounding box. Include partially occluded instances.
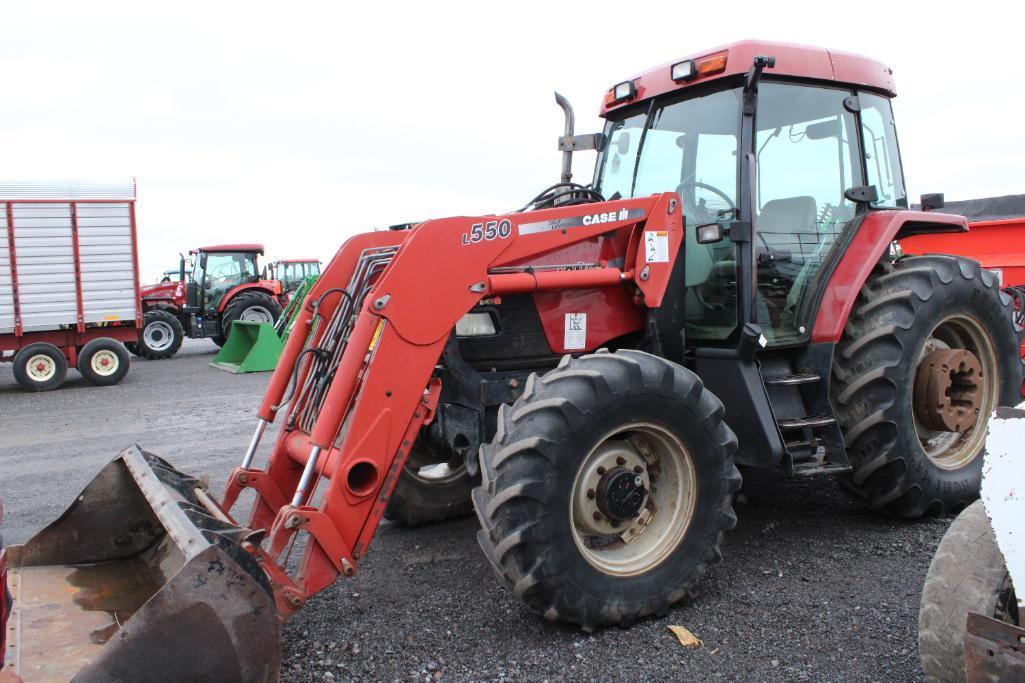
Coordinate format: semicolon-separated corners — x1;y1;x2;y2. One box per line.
592;41;907;348
183;244;266;319
263;258;322;294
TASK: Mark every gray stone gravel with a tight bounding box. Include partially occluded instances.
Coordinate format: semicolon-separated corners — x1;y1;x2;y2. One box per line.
0;339;949;681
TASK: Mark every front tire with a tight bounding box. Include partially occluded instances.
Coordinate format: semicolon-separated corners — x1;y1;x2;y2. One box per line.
473;350;739;630
135;310;184;360
832;255;1024;518
12;342;68;391
77;338;130;386
918;500;1018;682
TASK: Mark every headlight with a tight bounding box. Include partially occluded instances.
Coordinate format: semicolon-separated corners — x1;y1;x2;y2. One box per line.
456;312;497;336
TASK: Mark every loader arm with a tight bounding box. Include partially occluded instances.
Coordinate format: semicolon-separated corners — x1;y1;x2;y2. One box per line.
222;193;683;617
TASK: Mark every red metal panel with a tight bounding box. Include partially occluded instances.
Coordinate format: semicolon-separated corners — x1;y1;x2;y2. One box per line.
214;282;283;313
601;40;895;117
900;218;1025;288
5;202;22;337
812;210;968;343
128;201;143;326
69;202;86;332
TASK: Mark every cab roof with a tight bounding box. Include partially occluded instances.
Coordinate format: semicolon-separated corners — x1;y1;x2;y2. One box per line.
199;243;265;254
600;40;895;116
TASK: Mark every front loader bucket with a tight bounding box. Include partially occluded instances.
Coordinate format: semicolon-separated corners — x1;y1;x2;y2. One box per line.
211;321;283;374
5;446;280;682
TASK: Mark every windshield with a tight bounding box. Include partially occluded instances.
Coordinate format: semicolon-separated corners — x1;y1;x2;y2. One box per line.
596;87;743;341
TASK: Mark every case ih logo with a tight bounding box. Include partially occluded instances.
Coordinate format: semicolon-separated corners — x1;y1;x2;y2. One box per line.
518;207;644;236
583;209;630;225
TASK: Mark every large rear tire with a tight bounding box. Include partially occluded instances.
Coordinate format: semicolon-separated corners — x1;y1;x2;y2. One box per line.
832;255;1024;518
473;350;739;630
134;310;184;360
918;500;1019;682
220;292;282;342
384;441;477;527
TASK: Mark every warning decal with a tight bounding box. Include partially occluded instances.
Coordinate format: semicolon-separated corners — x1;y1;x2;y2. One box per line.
644;231;670;263
564;313;587;350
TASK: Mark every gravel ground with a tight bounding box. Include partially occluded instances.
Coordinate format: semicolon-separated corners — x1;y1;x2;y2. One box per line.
0;339;950;681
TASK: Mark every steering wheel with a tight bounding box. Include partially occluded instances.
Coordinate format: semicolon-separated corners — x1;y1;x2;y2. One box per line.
675;182;736;223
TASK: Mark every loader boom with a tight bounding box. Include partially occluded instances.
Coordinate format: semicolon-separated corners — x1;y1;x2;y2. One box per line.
221;193;683;615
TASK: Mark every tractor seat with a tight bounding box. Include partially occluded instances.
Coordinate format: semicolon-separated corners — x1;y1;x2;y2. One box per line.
757;196;819;252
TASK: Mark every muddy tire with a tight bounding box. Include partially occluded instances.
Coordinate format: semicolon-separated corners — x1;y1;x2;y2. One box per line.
77;337;130;386
832;255;1024;518
135;310;184;360
12;342;67;391
220;292;281;341
473;350;740;630
918;500;1018;682
384;441;477;527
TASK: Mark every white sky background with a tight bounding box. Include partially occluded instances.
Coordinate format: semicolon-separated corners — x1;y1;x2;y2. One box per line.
1;1;1022;280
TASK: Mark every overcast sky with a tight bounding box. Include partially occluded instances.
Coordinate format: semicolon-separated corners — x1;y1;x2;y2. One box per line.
1;1;1021;280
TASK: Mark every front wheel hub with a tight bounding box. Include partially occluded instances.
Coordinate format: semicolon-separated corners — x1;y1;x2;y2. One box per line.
596;468;647;521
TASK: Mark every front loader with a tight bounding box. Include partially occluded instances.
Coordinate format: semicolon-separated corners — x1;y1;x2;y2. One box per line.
6;40;1025;680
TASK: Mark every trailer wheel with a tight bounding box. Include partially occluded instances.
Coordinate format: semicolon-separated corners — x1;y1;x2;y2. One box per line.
13;342;68;391
220;292;282;343
135;310;184;360
77;338;130;386
918;500;1019;682
384;441;476;527
473;350;739;630
832;255;1024;518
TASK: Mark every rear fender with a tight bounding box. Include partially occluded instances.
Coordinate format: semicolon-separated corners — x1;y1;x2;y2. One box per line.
811;210;967;343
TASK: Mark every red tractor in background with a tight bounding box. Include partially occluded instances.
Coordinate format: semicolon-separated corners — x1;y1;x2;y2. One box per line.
128;243;283;359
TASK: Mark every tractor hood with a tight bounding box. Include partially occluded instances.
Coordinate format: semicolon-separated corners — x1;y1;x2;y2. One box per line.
140;280;181;300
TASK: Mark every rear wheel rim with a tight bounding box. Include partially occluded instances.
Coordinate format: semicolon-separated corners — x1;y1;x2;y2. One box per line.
570;423;696;577
26;354;56;382
144;320;175;351
912;314;999;470
90;350;119;377
240;306;273;323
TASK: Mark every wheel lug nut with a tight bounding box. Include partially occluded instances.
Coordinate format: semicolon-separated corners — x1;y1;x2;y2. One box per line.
586;489;595;499
611;520;620;528
633;465;643;474
596;466;606;476
616;457;626;466
592;511;602;521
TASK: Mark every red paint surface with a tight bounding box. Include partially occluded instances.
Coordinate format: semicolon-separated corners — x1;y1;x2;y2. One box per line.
601;40;895;117
812;210;967;343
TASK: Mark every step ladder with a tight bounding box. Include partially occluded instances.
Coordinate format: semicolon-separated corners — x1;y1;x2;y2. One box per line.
760;357;851;476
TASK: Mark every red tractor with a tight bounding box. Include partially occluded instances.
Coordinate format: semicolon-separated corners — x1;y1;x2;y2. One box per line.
6;41;1025;678
129;243;284;359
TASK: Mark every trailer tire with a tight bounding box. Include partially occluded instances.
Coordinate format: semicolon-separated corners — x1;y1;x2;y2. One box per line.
384;441;477;527
77;338;131;386
13;343;68;391
220;292;282;342
918;500;1018;683
134;310;184;360
473;350;740;630
832;255;1024;518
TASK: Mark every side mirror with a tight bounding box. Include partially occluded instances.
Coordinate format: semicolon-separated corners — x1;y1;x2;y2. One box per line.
920;193;945;211
695;222;726;244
